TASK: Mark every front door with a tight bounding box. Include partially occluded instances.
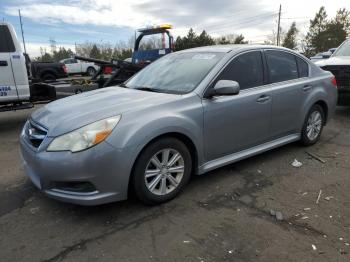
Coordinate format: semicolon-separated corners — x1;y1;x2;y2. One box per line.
203;51;272;161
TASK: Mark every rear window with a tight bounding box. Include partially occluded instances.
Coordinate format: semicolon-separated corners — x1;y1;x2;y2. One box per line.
266;50;298;83
0;25;16;53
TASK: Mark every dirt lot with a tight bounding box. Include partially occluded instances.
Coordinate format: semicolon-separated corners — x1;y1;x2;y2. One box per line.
0;106;349;262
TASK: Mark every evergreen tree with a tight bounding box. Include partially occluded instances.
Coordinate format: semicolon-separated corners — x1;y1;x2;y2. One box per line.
282;22;298;49
304;6;328;56
234;34;247;44
89;44;101;59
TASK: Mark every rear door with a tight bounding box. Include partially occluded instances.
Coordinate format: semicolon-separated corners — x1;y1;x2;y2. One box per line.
264;50;310;138
0;25;18;102
64;59;80;74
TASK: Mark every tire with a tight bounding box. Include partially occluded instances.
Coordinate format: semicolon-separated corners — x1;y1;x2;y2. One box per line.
41;73;56;81
86;67;96;76
133;137;192;205
300;104;325;146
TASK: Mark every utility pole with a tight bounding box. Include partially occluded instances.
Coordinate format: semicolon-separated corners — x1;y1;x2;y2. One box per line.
276;4;282;46
18;9;27;53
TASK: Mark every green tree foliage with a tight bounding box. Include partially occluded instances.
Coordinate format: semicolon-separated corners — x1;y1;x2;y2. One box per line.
304;7;350;56
36;46;74;62
233;34;248;44
89;44;101;59
282;22;298;49
175;28;215;51
216;34;247;45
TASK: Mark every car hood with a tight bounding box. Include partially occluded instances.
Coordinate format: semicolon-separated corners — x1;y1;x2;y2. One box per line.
315;56;350;67
31;87;179;137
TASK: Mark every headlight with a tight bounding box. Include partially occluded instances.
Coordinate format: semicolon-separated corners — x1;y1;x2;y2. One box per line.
47;115;121;152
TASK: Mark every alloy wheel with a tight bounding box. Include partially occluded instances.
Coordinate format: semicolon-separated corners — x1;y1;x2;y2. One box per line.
306;111;322;141
144;149;185;196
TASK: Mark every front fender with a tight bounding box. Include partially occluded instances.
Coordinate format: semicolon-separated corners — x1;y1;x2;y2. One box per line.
105;97;204;167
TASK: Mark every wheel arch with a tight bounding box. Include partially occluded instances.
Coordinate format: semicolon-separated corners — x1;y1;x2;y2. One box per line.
127;131;199;196
314;100;328;123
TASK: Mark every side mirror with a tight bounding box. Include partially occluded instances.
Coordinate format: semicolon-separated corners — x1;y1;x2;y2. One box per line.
322;52;331;59
208;80;240;97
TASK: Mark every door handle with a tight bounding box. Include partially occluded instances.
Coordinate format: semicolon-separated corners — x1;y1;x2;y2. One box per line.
302;84;313;91
256;95;270;103
0;61;8;66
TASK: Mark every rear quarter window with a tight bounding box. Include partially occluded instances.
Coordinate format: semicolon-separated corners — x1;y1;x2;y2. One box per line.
296;57;309;78
0;25;16;53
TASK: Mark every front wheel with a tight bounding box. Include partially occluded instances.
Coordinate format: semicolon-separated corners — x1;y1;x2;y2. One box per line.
86;67;96;76
133;138;192;205
301;104;325;146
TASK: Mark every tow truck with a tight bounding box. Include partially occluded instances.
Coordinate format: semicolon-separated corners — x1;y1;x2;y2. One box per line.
69;24;175;91
0;22;56;112
0;23;174;110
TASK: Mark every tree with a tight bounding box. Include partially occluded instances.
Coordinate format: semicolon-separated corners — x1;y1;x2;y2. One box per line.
233;34;247;44
282;22;298;49
89;44;101;59
196;30;215;46
175;28;215;51
304;7;350;56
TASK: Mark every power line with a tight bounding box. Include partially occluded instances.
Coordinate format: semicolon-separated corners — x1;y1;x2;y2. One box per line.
205;13;278;34
202;12;278;30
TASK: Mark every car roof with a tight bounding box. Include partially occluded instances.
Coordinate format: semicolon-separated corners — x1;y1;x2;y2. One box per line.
178;44;293;53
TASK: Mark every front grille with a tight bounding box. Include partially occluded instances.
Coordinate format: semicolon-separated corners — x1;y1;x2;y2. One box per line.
322;65;350;88
26;120;47;148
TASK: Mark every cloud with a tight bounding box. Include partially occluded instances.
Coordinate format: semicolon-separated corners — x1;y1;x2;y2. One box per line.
4;0;350;42
24;42;76;57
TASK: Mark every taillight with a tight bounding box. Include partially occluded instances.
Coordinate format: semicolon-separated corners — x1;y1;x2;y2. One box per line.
62;65;67;74
331;76;337;88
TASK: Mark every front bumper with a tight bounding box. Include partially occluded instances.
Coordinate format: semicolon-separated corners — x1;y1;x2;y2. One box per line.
19;133;136;206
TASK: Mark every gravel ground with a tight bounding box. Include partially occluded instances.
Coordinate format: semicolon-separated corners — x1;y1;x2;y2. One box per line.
0;106;349;262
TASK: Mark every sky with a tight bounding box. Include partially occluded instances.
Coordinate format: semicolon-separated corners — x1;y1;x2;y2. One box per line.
0;0;349;57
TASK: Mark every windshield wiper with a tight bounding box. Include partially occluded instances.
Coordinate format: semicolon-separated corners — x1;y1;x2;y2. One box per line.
119;83;128;88
133;87;163;93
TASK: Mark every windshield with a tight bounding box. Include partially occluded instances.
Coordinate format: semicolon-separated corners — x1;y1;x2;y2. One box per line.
125;52;224;94
333;40;350;56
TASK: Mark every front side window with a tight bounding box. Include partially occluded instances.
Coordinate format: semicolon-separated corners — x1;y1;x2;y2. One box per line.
0;25;16;53
216;51;264;90
126;52;224;94
266;50;298;83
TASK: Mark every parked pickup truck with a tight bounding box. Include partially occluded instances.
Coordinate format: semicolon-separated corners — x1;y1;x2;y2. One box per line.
31;61;68;81
60;58;99;76
315;39;350;105
0;22;56;112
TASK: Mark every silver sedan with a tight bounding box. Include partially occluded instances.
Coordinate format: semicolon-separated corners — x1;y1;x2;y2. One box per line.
20;45;338;205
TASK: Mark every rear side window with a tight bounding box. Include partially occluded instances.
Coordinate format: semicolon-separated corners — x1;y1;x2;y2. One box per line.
0;25;16;53
266;50;298;83
296;57;309;78
217;51;264;90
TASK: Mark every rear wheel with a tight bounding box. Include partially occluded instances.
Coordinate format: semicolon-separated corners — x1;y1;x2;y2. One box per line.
301;104;325;146
133;138;192;205
41;73;56;81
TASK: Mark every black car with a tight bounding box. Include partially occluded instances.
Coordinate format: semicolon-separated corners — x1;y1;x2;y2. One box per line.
29;60;68;82
315;39;350;105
